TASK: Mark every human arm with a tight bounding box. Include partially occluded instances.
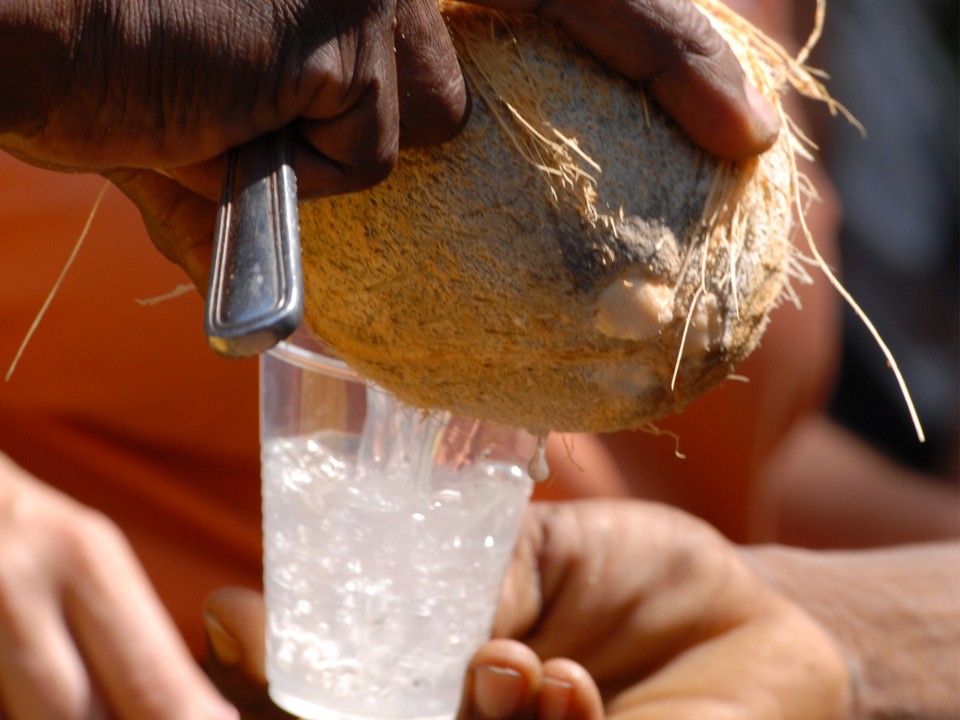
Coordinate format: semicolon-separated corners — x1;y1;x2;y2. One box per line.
0;452;238;719
744;540;960;719
759;415;960;547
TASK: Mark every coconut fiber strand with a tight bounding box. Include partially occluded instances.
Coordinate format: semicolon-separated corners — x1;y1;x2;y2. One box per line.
299;0;833;435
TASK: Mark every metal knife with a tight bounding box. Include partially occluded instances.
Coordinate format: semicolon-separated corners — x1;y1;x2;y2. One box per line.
205;130;302;358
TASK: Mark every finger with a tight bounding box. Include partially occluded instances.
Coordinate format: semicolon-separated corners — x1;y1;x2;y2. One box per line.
458;639;544;720
490;507;549;641
202;588;294;719
292;3;401;200
294;80;399;198
165;157;227;204
105;168;217;293
61;515;238;720
464;0;780;159
640;9;781;161
0;582;101;718
540;658;604;720
394;0;471;147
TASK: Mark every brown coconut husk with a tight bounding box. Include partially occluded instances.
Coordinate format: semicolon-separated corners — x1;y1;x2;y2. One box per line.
298;0;838;435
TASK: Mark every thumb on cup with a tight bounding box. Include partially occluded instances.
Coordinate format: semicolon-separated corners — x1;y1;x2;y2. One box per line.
203;588;293;719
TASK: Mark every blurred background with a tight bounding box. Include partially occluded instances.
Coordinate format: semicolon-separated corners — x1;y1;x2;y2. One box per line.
810;0;958;479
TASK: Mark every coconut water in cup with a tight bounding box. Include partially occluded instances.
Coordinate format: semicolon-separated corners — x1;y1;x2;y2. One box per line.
260;338;535;720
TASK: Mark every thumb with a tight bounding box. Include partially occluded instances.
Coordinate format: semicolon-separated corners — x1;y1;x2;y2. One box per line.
203;588;292;719
462;0;780;160
105;168;218;293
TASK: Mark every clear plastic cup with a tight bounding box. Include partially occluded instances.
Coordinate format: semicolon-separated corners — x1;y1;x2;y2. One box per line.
260;332;537;720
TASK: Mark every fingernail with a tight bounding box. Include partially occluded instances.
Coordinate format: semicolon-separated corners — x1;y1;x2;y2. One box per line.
203;611;242;667
540;677;575;720
744;79;781;141
473;666;526;720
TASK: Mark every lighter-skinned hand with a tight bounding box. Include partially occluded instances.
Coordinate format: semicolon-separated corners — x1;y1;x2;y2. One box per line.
203;500;852;720
462;500;852;720
0;453;238;719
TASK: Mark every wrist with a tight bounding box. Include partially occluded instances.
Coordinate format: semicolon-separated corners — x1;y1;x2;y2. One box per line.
743;542;960;720
743;545;864;719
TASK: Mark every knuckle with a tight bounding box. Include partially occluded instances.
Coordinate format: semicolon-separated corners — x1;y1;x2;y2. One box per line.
0;487;128;621
401;76;471;147
673;4;729;60
60;506;132;573
634;2;734;78
362;144;398;187
119;665;185;713
349;130;398;189
0;543;37;626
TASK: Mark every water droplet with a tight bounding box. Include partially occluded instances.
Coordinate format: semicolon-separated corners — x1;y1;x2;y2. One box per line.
527;435;550;481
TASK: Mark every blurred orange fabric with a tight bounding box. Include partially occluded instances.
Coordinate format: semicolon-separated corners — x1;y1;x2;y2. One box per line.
0;153;262;658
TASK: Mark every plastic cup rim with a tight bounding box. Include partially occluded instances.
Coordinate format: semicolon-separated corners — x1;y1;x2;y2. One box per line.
266;340;360;382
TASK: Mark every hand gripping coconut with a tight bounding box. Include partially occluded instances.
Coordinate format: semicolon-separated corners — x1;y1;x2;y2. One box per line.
299;0;835;435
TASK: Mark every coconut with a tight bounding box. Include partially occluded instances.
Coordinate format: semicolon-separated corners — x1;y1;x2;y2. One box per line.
298;0;829;435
